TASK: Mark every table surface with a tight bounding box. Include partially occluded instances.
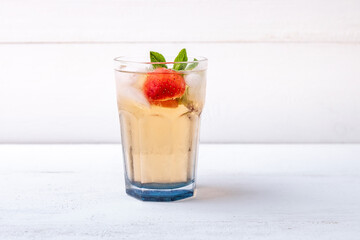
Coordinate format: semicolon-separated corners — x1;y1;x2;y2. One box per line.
0;144;359;239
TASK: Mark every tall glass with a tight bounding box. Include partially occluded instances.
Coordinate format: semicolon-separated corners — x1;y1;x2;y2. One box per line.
114;56;207;201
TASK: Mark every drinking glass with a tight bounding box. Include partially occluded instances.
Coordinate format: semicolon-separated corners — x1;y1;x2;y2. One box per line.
114;56;207;201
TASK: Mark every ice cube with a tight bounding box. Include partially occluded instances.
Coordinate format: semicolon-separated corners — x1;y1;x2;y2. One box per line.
184;72;206;103
115;71;138;86
117;85;150;108
133;74;147;90
185;72;203;89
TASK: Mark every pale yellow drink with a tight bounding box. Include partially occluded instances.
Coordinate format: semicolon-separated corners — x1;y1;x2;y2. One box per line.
116;70;205;187
114;56;207;201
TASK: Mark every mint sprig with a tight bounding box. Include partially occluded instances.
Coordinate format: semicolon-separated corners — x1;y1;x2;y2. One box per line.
150;51;168;69
173;48;188;71
150;48;198;71
186;58;198;70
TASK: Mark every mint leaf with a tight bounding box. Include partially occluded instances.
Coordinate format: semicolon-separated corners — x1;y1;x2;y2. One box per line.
186;58;198;70
173;48;188;71
150;51;168;69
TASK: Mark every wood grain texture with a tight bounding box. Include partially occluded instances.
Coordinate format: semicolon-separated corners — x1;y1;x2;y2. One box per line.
0;144;359;239
1;43;360;143
0;0;359;43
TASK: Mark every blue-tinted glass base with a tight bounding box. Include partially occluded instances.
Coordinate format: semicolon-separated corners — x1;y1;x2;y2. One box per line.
125;180;195;202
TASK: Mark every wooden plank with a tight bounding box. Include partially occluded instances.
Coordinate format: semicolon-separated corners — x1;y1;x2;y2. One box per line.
0;144;359;239
1;43;360;143
0;0;359;43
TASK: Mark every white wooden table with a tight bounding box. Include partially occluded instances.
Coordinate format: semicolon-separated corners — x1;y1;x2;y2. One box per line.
0;144;359;239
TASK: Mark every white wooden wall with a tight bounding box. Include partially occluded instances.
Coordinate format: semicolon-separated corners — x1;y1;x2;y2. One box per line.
0;0;360;143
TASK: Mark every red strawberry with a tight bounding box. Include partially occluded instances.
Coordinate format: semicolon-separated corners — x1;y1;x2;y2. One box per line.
143;68;186;104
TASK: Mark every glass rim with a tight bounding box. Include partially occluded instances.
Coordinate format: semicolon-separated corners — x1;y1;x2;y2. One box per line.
113;56;208;65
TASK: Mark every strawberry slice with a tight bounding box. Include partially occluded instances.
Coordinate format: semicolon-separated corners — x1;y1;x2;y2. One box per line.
151;99;179;108
143;68;186;104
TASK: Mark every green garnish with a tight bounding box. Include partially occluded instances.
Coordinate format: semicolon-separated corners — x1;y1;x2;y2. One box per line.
173;48;188;71
150;48;198;71
150;51;168;69
186;58;198;70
